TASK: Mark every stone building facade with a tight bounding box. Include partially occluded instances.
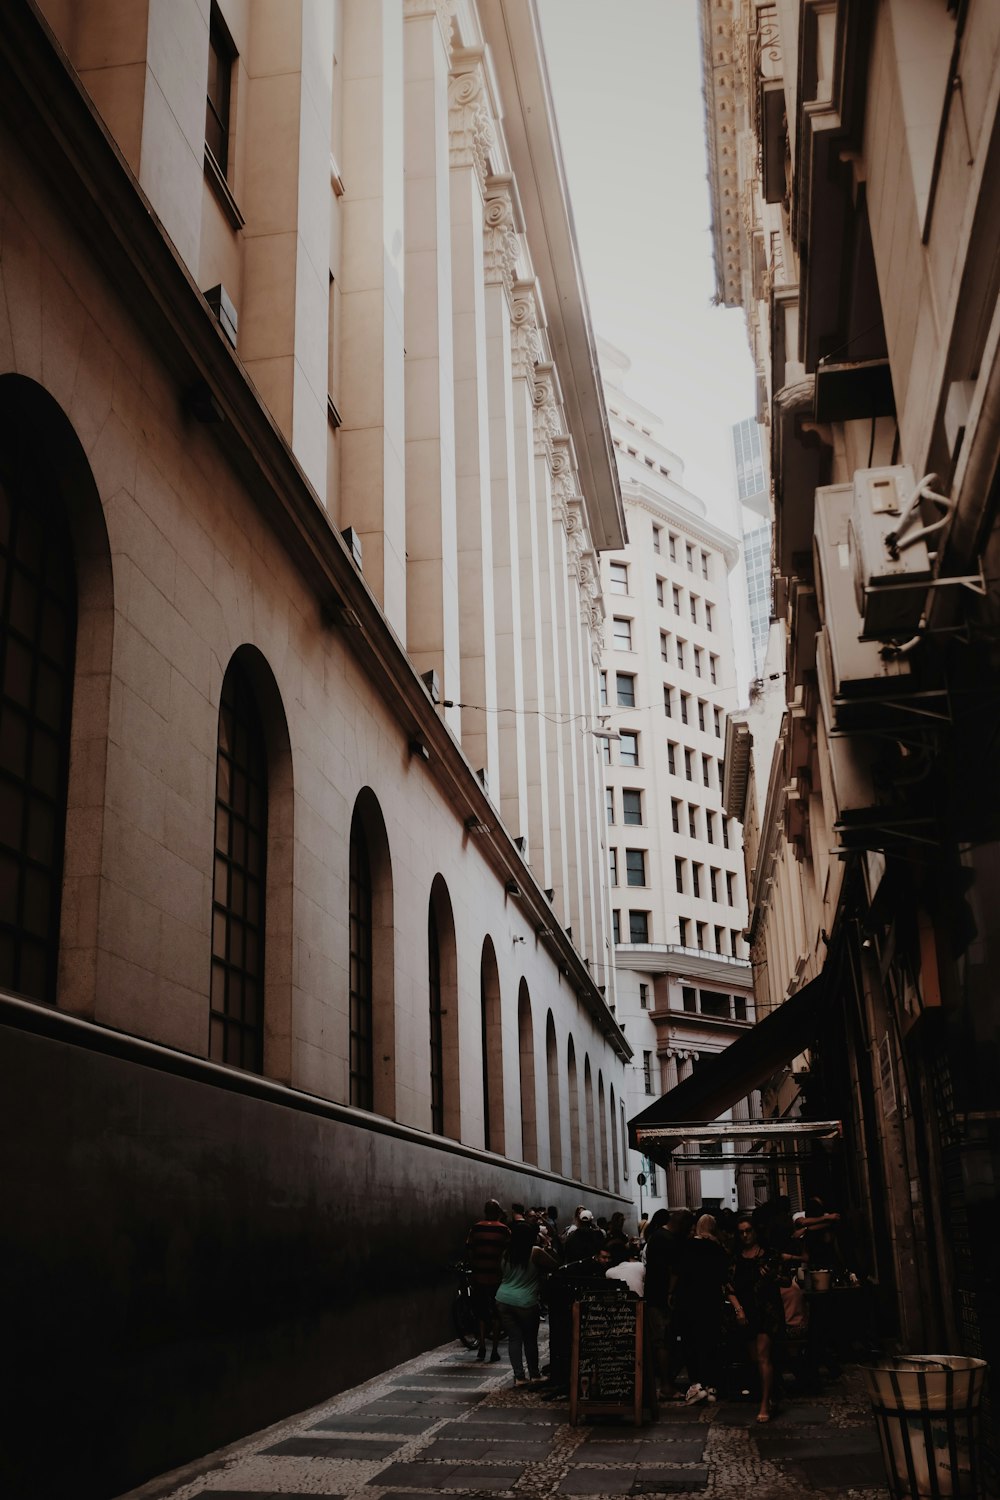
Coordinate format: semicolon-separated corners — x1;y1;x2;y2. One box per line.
0;2;631;1494
701;0;1000;1471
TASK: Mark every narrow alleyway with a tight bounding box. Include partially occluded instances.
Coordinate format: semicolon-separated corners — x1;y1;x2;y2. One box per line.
119;1333;889;1500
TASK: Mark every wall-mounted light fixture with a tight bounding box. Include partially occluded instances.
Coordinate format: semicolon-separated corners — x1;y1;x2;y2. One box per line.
465;815;489;833
505;879;521;898
409;737;429;761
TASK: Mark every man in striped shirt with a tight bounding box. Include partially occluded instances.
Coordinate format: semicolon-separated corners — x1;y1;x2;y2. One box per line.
466;1200;510;1362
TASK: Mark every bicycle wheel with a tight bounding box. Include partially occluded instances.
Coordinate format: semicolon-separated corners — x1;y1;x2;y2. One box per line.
452;1289;479;1349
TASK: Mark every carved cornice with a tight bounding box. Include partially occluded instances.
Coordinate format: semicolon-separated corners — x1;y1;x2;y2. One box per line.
483;182;518;298
510;279;541;383
403;0;456;46
532;362;560;461
448;63;494;190
549;438;577;530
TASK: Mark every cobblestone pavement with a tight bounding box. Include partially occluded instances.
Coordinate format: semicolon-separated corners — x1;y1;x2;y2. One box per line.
118;1334;890;1500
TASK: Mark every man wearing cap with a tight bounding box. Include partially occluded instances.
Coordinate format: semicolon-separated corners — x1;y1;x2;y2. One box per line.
562;1209;605;1263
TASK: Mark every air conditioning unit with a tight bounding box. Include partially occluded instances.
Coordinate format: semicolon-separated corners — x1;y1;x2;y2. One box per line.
816;635;878;821
848;466;932;639
813;484;913;722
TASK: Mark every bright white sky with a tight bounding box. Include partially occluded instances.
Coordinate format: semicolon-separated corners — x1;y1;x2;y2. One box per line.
538;0;757;538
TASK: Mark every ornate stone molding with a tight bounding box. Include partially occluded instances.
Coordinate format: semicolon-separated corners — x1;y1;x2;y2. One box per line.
483;182;518;298
448;64;494;189
531;363;560;461
510;279;541;383
403;0;456;46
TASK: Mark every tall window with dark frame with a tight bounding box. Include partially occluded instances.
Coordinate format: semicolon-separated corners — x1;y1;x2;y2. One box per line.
428;903;444;1134
480;963;492;1152
349;819;374;1109
206;4;236;174
0;465;77;1002
210;661;267;1072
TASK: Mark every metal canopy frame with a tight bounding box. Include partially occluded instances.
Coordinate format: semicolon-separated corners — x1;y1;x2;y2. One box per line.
634;1119;842;1158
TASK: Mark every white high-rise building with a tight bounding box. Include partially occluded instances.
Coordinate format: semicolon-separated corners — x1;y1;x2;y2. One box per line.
598;343;756;1221
731;419;771;681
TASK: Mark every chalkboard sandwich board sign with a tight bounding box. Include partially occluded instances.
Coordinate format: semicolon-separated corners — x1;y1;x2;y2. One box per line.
569;1287;644;1426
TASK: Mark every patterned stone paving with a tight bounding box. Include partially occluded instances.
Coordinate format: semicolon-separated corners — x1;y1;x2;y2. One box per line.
116;1332;891;1500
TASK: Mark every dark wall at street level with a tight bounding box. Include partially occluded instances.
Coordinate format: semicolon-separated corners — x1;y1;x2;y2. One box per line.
1;997;627;1500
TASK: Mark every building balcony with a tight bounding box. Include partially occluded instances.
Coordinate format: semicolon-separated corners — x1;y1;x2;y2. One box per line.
615;942;752;985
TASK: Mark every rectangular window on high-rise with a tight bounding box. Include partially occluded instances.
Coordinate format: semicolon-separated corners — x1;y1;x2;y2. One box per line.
609;561;629;595
619;731;639;767
626;849;646;887
629;910;649;943
623;789;643;824
606;788;615;824
613;617;632;651
616;672;636;707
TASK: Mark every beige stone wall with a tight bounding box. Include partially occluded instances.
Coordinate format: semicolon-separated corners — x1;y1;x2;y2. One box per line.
0;0;628;1192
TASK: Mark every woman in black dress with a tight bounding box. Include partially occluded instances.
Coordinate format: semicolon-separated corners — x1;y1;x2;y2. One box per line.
729;1215;784;1422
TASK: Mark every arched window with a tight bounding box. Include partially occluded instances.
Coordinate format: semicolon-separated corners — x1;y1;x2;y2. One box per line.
480;937;504;1153
428;902;443;1133
610;1083;621;1190
349;813;374;1110
210;659;268;1072
0;448;77;1001
546;1012;562;1175
567;1036;581;1180
598;1071;610;1189
517;981;537;1164
584;1055;596;1185
348;790;395;1116
427;875;460;1139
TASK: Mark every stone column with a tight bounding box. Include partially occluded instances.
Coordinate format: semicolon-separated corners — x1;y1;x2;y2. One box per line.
339;0;407;634
572;543;602;961
510;280;551;883
241;2;334;500
554;487;586;942
663;1051;685;1207
483;177;528;838
732;1092;757;1210
403;0;461;731
449;52;499;784
540;436;573;920
677;1053;701;1208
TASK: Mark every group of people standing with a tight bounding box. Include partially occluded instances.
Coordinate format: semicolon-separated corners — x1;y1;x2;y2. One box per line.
465;1194;844;1417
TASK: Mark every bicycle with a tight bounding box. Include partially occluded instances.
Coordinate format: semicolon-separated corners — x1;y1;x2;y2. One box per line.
450;1261;480;1349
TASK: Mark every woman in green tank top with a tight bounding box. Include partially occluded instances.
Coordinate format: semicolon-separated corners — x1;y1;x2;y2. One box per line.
495;1221;558;1385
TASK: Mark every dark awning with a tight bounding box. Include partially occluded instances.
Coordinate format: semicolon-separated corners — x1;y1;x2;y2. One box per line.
628;971;830;1158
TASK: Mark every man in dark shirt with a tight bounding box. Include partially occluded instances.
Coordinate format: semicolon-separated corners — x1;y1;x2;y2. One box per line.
466;1199;510;1361
643;1209;693;1398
